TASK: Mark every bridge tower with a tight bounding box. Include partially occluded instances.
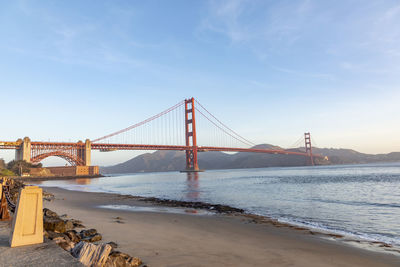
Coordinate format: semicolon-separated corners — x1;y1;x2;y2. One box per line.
185;97;199;171
84;139;91;166
304;132;314;166
76;139;91;166
15;137;31;163
73;139;92;166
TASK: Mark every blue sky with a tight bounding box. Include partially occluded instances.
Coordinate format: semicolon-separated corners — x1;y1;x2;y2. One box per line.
1;0;399;166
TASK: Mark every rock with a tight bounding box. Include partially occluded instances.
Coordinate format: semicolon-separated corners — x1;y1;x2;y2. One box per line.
82;233;102;243
44;217;66;233
53;235;71;243
70;219;83;225
107;242;118;249
43;192;55;202
127;257;142;267
57;240;75;252
71;219;85;228
65;220;74;231
105;251;142;267
66;230;81;243
43;208;58;218
71;242;112;267
80;228;97;238
92;234;102;242
69;219;85;228
46;230;67;240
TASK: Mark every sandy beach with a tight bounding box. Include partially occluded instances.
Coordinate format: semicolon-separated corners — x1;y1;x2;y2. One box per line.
41;187;400;267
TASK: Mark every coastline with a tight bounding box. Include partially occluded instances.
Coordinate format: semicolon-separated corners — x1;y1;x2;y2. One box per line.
14;174;104;181
42;186;400;266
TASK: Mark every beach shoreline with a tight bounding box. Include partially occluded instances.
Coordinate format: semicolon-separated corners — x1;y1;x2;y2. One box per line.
41;186;400;266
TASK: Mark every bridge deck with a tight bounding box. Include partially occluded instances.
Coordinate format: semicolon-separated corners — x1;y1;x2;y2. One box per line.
0;141;324;159
91;143;323;158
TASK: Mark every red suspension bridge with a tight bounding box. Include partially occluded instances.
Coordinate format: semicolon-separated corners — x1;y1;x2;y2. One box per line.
0;98;325;171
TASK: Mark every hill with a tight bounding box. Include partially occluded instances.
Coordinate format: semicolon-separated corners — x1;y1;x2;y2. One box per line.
100;145;400;174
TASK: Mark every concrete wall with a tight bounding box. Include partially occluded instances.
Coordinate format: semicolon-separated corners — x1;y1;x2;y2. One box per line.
29;168;54;177
89;166;99;175
46;166;99;176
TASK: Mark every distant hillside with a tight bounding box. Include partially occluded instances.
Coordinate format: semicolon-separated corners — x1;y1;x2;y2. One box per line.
101;144;400;174
312;148;400;165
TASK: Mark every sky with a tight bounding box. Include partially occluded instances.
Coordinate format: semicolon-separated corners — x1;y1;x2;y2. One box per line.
0;0;399;166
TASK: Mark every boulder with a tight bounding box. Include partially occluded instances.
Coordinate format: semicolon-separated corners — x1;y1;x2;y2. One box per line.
105;251;142;267
70;219;83;226
127;257;142;267
80;228;97;238
107;242;118;249
57;240;75;252
71;242;112;267
43;208;58;218
66;230;81;243
65;220;74;231
44;217;66;233
52;235;71;243
42;191;55;202
82;233;102;243
45;230;68;240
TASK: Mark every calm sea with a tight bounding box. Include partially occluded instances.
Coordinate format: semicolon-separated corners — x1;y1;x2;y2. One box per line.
38;163;400;246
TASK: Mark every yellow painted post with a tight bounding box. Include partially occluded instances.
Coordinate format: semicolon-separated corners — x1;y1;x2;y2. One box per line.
9;186;43;247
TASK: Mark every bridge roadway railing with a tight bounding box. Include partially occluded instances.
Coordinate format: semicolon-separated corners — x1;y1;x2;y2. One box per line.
1;141;324;158
91;143;324;158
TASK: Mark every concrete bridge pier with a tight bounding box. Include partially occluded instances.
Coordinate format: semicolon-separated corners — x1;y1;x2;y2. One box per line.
15;137;31;163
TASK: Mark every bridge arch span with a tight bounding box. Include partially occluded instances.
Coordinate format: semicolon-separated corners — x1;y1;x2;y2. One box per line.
31;151;85;166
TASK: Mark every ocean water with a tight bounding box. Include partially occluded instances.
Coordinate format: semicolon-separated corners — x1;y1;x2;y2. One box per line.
37;163;400;246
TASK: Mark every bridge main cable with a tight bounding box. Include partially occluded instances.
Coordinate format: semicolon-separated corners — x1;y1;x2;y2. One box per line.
195;99;256;147
92;100;185;143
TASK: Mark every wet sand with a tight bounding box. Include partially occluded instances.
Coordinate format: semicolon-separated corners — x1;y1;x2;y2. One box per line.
44;187;400;267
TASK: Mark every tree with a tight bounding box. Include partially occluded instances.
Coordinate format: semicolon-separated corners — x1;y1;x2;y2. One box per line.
0;158;5;169
6;160;35;176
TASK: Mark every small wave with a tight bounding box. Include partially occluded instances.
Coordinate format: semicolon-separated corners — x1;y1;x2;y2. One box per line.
309;198;400;209
267;215;400;247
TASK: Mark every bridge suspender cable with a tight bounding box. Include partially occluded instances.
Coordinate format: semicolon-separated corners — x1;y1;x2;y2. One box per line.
194;107;255;147
92;100;185;143
194;100;256;147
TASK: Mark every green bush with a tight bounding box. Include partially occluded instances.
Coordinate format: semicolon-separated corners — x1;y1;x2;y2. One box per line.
7;160;41;175
0;168;16;176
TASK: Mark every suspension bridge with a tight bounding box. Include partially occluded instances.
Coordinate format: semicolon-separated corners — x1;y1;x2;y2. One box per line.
0;98;324;171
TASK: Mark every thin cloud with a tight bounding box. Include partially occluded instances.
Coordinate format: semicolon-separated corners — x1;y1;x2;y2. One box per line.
271;66;335;80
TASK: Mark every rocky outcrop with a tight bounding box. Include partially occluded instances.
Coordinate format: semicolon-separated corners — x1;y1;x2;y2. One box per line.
43;208;144;267
142;197;244;213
